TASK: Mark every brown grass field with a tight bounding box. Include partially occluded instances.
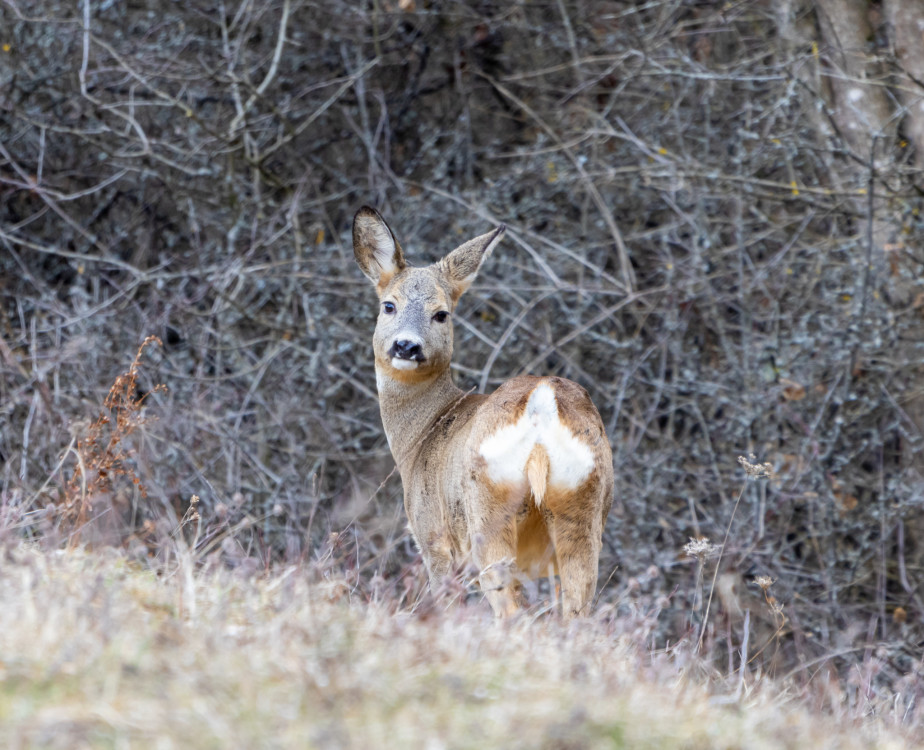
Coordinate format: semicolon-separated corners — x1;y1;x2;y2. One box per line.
0;540;918;750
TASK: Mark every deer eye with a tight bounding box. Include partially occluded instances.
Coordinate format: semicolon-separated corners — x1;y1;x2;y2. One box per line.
432;311;449;323
382;301;396;314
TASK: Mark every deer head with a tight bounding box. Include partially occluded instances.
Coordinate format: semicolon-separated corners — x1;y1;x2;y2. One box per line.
352;206;505;385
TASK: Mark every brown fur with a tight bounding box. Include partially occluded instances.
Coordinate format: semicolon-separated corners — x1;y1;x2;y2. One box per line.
525;444;549;507
353;207;614;618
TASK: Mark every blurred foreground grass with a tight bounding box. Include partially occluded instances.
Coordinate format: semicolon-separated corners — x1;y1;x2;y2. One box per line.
0;545;915;750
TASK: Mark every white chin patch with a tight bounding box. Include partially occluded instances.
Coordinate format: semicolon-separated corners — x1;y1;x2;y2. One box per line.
391;358;420;371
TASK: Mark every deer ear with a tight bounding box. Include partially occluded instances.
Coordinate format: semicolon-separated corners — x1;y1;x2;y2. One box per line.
353;206;406;290
438;224;506;303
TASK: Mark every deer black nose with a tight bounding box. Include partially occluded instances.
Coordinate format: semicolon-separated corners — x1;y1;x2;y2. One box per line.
390;339;424;361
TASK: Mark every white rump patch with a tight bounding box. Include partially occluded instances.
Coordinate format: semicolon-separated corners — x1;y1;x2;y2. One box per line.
478;383;595;493
391;358;419;370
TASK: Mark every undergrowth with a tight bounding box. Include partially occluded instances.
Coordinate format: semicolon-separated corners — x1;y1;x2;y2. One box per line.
5;5;924;734
1;343;922;748
61;335;166;546
0;535;917;749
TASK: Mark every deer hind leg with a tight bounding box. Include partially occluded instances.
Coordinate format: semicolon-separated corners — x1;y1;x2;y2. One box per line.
548;490;605;619
470;485;526;617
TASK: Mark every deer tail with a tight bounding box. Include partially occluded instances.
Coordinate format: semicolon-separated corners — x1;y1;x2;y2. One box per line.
525;444;550;508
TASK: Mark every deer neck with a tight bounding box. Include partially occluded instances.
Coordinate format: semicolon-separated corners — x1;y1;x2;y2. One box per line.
375;365;464;471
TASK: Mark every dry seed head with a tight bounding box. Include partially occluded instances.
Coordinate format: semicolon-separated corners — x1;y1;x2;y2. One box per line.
738;454;773;479
183;495;201;524
755;574;786;622
684;537;719;561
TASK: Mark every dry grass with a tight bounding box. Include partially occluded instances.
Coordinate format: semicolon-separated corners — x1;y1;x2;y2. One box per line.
0;542;917;750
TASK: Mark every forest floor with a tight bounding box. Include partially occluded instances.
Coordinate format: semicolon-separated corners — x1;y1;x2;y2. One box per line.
0;543;916;750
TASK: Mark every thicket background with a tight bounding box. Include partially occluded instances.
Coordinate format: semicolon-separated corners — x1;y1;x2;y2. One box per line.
2;0;924;706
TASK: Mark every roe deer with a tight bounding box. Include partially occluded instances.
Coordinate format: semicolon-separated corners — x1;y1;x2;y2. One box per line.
353;206;613;618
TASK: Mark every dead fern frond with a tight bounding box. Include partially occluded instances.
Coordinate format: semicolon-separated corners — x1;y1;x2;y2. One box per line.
61;336;166;544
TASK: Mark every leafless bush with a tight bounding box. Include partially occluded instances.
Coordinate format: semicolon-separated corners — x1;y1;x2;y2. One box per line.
2;0;924;695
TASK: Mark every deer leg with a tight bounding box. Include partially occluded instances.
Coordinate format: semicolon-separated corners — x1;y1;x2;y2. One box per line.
470;494;524;617
405;487;455;595
549;505;602;619
421;529;454;592
474;524;523;617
